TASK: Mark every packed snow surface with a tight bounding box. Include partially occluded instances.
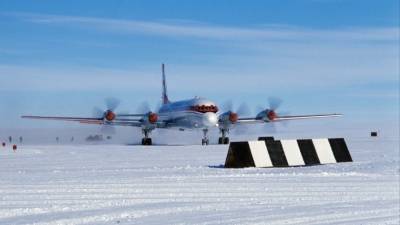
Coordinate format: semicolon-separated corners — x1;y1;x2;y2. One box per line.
0;137;398;224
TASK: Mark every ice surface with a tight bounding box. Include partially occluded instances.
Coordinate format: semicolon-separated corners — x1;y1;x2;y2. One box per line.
0;132;398;224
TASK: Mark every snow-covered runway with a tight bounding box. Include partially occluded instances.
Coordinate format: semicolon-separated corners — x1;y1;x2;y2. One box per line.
0;137;398;225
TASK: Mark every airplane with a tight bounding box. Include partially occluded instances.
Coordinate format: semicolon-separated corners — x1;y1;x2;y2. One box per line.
22;64;342;145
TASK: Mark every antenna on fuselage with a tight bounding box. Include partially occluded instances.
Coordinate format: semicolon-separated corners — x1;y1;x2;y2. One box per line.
162;63;170;104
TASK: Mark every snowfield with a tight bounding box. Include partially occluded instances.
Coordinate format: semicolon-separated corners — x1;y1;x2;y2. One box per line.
0;136;398;224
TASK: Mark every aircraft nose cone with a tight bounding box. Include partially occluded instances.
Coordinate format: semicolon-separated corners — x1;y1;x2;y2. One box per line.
203;112;218;127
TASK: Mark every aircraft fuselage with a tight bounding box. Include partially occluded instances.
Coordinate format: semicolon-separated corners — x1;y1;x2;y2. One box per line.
158;97;219;129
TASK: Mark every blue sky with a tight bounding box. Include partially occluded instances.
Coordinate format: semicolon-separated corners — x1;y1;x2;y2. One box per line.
0;0;398;129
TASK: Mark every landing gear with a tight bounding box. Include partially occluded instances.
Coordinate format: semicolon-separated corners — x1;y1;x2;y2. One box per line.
218;129;230;144
202;139;209;145
202;129;209;145
141;138;152;145
141;129;153;145
218;137;229;144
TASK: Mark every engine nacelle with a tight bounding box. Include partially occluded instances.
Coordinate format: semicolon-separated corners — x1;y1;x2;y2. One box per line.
256;109;277;122
104;110;116;121
267;110;277;121
229;112;238;123
148;112;158;124
219;111;238;125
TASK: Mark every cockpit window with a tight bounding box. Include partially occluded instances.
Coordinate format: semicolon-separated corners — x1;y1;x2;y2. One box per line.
191;105;218;113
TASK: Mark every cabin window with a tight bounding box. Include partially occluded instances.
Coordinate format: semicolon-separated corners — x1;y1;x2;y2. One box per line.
190;105;218;113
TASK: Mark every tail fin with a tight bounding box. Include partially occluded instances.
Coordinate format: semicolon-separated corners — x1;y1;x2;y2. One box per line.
162;63;170;104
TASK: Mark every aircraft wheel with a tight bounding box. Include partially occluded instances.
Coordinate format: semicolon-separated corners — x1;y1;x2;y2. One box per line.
142;138;152;145
202;139;209;146
224;137;230;144
218;137;229;144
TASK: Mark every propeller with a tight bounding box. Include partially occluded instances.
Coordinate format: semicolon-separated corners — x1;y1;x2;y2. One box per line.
135;101;160;124
221;100;233;113
222;100;251;118
93;107;104;118
260;122;278;134
109;101;161;127
136;101;152;114
220;100;251;134
256;97;283;121
105;97;120;111
258;97;290;133
268;97;282;111
92;98;122;134
136;101;161;113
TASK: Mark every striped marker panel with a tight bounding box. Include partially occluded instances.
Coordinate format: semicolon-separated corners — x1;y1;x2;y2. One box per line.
264;140;289;167
225;138;352;168
258;136;275;141
248;141;273;167
312;139;337;164
297;139;320;165
329;138;352;162
280;140;305;166
224;142;255;168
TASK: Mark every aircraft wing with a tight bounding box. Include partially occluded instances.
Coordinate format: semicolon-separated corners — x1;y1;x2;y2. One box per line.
269;113;342;121
21;115;147;127
21;116;104;124
236;113;342;124
21;114;173;129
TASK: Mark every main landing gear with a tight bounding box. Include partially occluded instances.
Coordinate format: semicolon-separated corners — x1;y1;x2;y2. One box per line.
201;129;230;145
202;129;209;145
141;138;152;145
141;129;152;145
218;129;230;145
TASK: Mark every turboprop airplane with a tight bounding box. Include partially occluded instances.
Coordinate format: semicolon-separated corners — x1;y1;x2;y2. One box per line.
22;64;342;145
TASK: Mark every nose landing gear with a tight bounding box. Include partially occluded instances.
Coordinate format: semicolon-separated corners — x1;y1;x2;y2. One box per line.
202;129;209;145
141;129;153;145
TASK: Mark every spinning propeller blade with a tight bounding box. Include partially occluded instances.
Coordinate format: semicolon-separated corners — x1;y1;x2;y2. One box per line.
222;100;251;116
92;97;122;134
268;97;282;111
136;101;152;114
260;97;290;132
221;100;234;112
237;102;251;117
92;107;104;118
105;97;120;111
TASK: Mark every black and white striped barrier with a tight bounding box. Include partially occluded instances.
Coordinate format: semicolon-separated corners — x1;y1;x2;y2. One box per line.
225;138;352;168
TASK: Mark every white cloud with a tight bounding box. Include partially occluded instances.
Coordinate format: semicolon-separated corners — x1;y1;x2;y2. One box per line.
5;12;398;42
0;64;161;91
0;12;398;96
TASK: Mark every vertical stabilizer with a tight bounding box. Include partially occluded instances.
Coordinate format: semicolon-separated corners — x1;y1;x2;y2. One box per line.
162;63;170;104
